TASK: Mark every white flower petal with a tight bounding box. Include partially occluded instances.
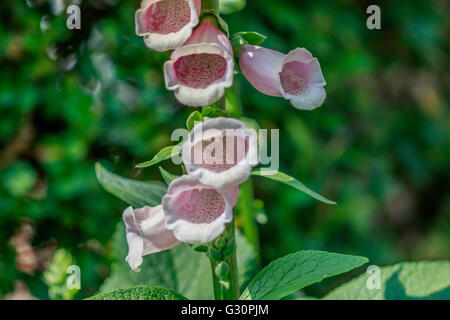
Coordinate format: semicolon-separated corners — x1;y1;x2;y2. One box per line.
123;205;180;271
162;175;237;243
286;85;326;110
135;0;199;52
182;117;258;189
163;19;234;107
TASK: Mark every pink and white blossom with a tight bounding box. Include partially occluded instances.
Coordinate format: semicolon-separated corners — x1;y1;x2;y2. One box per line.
239;45;326;110
123;205;180;271
164;18;234;107
182;117;258;189
162;175;239;243
135;0;201;52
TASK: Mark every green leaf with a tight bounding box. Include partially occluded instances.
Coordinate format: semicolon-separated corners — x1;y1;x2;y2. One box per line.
135;145;182;168
95;162;166;207
230;32;267;58
159;166;180;185
219;0;246;15
240;250;368;300
232;31;267;46
87;285;187;300
236;231;260;291
324;261;450;300
186;111;203;131
251;169;336;205
201;106;228;118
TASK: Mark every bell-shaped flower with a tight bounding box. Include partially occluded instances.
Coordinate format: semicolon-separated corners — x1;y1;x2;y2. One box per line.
164;17;234;107
239;45;326;110
123;205;180;271
135;0;201;52
162;175;239;244
182;117;258;189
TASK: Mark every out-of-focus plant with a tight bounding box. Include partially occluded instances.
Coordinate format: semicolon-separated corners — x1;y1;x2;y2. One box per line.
43;249;80;300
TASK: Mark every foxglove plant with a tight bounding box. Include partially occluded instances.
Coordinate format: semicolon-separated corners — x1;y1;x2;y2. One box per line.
93;0;374;301
123;173;238;271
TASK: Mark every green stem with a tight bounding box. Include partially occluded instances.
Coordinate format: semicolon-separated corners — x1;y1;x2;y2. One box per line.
239;180;260;261
209;259;222;300
201;0;219;15
207;220;240;300
225;85;261;261
223;220;240;299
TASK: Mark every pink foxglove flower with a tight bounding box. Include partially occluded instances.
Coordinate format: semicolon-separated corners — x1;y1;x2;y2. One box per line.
162;175;239;243
123;205;180;271
135;0;201;52
239;45;326;110
164;18;234;107
182;117;258;189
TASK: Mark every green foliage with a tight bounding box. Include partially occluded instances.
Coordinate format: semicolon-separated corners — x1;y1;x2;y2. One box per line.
43;249;79;300
158;166;180;185
87;285;187;300
101;223;213;299
240;250;368;300
230;31;267;57
236;231;260;290
201;106;228;118
135;145;182;168
101;222;259;299
251;169;336;205
95;163;166;207
186;111;203;131
220;0;247;15
1;162;37;197
324;261;450;300
231;31;267;46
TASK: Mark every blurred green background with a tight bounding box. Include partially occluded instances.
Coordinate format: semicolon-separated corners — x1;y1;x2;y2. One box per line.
0;0;448;299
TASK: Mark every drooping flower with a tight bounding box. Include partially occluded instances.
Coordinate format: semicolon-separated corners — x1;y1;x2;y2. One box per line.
239;45;326;110
182;117;258;189
123;205;180;271
135;0;201;52
162;175;239;243
164;17;234;107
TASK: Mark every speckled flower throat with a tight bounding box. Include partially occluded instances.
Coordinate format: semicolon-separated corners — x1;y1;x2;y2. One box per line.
174;53;227;88
142;0;191;34
175;189;225;223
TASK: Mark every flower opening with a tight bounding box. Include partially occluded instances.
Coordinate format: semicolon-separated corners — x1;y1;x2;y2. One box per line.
164;18;234;107
135;0;201;52
162;175;238;243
